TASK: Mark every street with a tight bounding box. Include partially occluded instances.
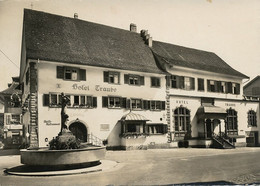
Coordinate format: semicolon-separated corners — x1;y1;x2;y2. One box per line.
1;148;260;185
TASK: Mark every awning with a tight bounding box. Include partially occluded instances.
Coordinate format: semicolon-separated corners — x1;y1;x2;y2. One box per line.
121;112;150;121
196;105;227;119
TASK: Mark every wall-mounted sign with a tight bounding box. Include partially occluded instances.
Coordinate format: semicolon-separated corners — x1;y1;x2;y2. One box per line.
225;103;236;107
72;84;90;91
95;85;117;92
44;120;60;125
176;100;188;104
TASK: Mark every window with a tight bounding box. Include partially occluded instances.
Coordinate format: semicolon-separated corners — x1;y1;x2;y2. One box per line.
174;107;191;138
131;99;142;109
150;101;165;110
198;78;204;91
104;71;120;84
208;80;216;92
226;108;238;135
171;75;194;90
56;66;86;81
248;110;257;127
124;121;145;134
102;96;126;109
148;124;167;134
124;74;144;86
11;114;21;124
151;77;161;87
220;82;226;93
43;93;96;108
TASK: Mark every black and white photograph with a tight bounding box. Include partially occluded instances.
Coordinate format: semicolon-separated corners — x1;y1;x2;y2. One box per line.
0;0;260;185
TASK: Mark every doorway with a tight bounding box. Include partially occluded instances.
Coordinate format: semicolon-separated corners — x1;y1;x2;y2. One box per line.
206;119;212;138
69;122;88;142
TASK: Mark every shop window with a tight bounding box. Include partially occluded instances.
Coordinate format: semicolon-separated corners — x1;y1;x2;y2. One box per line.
174;107;191;137
102;96;126;109
131;99;142;110
226;108;238;135
151;77;161;87
198;78;204;91
56;66;86;81
124;74;144;86
148;124;167;134
103;71;120;84
171;75;194;90
248;110;257;127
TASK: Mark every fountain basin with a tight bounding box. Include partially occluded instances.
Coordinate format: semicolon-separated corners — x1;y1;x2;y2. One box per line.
20;146;106;166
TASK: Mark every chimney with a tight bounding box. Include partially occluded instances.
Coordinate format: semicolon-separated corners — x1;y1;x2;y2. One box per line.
74;13;78;19
130;23;137;32
140;29;152;47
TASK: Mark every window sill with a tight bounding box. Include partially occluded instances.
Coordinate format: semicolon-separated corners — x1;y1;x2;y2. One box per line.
67;106;95;109
247;125;257;128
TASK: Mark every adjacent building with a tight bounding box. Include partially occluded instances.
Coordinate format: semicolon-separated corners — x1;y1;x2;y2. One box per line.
19;9;260;149
244;76;260;98
0;77;23;148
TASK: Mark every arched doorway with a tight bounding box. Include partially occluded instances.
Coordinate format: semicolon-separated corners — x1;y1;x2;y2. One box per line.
69;122;88;142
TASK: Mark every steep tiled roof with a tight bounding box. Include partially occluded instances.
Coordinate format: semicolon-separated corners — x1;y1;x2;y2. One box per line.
23;9;163;74
244;76;260;89
151;41;248;78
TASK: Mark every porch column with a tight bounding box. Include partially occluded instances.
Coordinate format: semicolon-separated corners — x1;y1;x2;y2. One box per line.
210;119;213;136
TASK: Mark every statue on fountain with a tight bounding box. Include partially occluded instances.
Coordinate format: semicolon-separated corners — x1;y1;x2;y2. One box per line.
60;92;71;134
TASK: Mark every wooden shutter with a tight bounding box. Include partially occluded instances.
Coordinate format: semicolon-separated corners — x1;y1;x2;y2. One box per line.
43;94;50;106
235;83;240;94
217;81;221;92
121;97;127;108
140;76;145;85
103;71;109;82
214;81;218;92
79;69;86;81
126;99;131;109
207;80;210;91
102;96;108;107
163;125;168;134
56;66;64;79
147;101;151;110
166;76;170;87
124;74;129;84
227;82;232;93
93;97;97;108
191;78;195;90
162;101;166;110
179;76;184;89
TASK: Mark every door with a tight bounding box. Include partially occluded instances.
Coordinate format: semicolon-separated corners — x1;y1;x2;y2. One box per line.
69;122;88;142
206;119;212;138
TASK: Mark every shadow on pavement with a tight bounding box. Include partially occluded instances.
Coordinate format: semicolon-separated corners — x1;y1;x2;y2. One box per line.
0;149;20;156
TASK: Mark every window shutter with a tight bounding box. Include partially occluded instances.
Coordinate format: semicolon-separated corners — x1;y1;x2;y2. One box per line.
236;83;240;94
227;82;232;93
207;80;210;91
124;74;129;84
103;71;109;82
191;78;195;90
157;78;161;87
56;66;64;79
121;98;127;108
140;76;145;85
126;99;131;109
79;69;86;81
166;76;171;87
147;101;151;110
43;94;50;106
179;76;184;89
102;96;108;108
93;97;97;108
162;101;166;110
214;81;218;92
217;81;221;92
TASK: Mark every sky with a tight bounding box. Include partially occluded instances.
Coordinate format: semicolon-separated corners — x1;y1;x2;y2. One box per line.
0;0;259;91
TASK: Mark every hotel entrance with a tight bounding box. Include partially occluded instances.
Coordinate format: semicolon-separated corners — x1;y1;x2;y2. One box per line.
69;122;88;142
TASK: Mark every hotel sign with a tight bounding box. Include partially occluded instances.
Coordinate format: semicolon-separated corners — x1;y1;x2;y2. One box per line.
72;84;117;92
176;100;189;104
225;103;236;107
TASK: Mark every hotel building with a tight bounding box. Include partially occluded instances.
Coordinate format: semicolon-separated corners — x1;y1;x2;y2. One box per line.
19;9;259;149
